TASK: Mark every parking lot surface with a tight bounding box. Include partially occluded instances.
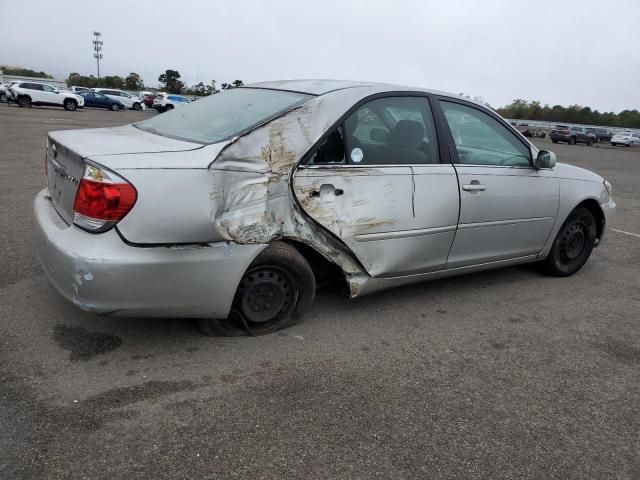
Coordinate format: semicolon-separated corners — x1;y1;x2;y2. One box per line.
1;105;639;479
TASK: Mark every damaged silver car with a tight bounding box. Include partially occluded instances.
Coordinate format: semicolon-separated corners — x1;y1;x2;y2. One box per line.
34;80;616;335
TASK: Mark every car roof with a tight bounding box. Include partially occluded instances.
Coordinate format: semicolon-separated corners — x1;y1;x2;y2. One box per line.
243;79;477;104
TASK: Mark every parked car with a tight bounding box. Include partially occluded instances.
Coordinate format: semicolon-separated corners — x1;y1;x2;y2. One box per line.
0;81;20;103
610;131;640;147
521;128;546;138
549;125;595;145
11;82;84;110
140;91;157;108
34;80;615;336
93;88;143;110
74;91;125;111
69;86;92;93
585;127;612;143
153;93;190;112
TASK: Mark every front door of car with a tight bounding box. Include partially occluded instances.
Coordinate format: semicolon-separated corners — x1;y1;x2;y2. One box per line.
82;92;97;107
292;95;459;277
437;99;559;268
40;84;58;104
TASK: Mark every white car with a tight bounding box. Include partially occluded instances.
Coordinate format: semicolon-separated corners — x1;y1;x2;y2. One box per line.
0;81;20;103
152;93;190;112
11;82;84;111
610;131;640;147
69;86;92;93
93;88;143;110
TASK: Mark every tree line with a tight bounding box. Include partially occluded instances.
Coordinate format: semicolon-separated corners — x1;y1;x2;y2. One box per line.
64;69;243;96
0;66;52;78
496;99;640;129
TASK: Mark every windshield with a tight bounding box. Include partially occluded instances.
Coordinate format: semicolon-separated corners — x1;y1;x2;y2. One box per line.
135;88;312;144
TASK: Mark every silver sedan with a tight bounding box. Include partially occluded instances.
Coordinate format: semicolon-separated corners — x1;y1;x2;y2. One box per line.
34;80;616;335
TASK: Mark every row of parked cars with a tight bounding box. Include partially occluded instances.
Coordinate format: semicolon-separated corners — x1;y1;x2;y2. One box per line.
0;81;191;113
549;125;640;147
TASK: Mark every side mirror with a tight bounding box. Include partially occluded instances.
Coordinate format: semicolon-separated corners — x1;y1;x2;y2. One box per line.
535;150;556;169
53;89;60;94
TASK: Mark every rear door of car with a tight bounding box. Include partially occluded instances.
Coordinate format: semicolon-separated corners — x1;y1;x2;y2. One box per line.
435;98;559;268
292;94;459;277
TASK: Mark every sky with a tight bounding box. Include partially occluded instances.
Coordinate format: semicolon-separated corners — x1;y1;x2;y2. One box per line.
1;0;638;112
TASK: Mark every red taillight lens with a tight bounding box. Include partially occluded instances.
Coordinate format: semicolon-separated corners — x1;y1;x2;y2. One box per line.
72;165;137;233
74;179;137;220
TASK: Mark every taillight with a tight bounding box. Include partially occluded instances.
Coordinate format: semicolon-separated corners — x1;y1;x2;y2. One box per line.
72;164;137;233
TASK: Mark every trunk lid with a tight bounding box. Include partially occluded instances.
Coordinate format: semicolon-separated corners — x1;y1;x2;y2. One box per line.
46;125;230;224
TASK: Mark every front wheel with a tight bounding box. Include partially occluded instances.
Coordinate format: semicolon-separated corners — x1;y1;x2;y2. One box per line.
552;139;558;144
198;242;316;336
63;99;77;111
18;96;32;108
587;138;594;146
164;104;174;112
541;207;596;277
569;137;576;145
0;93;7;103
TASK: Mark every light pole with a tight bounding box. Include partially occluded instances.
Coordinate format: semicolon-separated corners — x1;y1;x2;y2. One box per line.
93;32;103;78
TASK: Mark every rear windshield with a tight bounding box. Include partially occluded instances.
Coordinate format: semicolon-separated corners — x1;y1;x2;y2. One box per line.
135;88;312;144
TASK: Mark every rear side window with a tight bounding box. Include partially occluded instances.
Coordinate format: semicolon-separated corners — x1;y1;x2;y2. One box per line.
440;101;531;167
136;88;312;144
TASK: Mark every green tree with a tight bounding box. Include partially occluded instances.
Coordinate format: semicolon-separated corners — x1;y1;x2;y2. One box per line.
158;69;184;93
124;72;144;91
1;66;52;78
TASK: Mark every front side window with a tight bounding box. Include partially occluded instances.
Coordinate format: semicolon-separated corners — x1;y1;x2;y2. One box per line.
136;88;311;144
344;96;439;165
42;84;55;92
440;101;531;167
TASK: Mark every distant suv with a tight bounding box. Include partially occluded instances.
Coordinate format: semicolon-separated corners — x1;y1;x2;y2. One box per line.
152;93;190;112
585;127;612;143
93;89;143;110
11;82;84;111
549;125;595;146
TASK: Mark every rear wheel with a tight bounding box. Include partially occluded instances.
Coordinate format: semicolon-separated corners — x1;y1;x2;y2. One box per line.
198;242;316;336
18;96;32;108
587;138;594;146
0;93;7;103
63;99;77;111
552;139;558;144
569;137;576;145
541;207;596;276
111;103;120;111
611;142;616;146
164;104;174;112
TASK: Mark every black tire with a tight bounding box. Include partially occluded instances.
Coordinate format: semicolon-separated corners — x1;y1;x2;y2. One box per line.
587;138;594;146
0;93;7;103
569;137;576;145
18;96;32;108
611;142;616;146
552;139;558;144
132;102;141;111
63;99;77;111
541;133;546;138
541;207;597;277
198;242;316;336
111;103;120;111
164;104;174;111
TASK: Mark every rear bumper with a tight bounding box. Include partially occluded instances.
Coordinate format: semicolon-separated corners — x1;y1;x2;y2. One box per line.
34;189;266;319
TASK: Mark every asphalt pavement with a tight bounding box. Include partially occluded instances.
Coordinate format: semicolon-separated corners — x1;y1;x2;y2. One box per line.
1;105;638;479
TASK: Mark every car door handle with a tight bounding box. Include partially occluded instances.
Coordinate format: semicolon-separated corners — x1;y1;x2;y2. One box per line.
311;184;344;197
462;183;486;192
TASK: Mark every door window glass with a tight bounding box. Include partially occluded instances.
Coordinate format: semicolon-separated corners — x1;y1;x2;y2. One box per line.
42;84;55;92
342;97;439;165
440;101;531;167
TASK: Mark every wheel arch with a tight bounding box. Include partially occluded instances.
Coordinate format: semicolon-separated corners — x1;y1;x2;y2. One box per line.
281;238;348;294
575;198;605;242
